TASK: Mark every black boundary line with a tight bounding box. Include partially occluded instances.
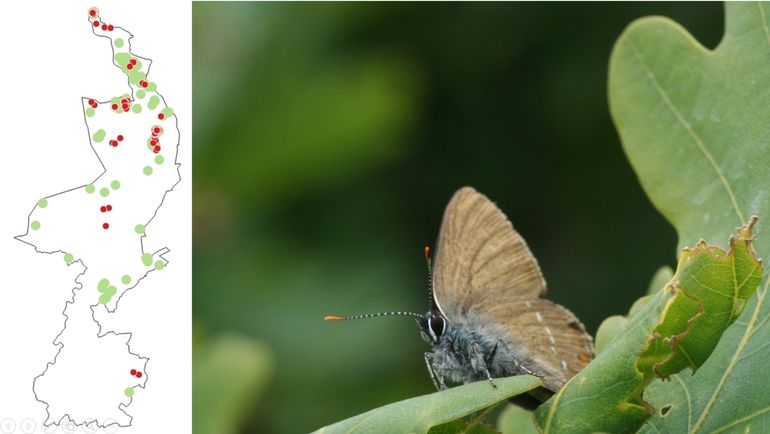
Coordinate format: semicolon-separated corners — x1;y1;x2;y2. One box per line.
15;8;183;430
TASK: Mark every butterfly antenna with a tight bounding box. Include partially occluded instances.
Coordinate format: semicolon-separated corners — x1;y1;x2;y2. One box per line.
324;311;423;321
425;245;437;312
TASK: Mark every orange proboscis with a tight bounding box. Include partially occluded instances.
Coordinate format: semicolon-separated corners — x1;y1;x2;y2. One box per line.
424;245;431;261
324;315;347;321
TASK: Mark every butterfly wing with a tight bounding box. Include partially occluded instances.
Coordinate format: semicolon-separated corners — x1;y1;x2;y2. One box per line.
479;298;593;390
432;186;593;390
432;186;547;317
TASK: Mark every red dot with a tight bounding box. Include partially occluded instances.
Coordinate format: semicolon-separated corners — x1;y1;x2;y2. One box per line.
153;127;160;134
130;369;137;376
101;24;107;30
88;99;95;106
117;135;124;142
127;63;133;70
89;9;97;17
102;223;109;229
111;103;118;110
100;206;106;213
136;372;142;378
153;145;161;153
158;113;165;120
93;21;100;27
150;139;157;146
141;81;148;88
108;25;114;31
106;204;113;211
130;59;137;65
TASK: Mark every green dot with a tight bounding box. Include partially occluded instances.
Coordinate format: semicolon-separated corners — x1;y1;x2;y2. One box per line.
135;224;146;234
86;108;95;117
128;70;145;85
97;278;110;292
147;82;157;92
64;253;74;264
38;198;48;208
143;166;153;176
92;129;106;143
115;52;130;67
147;95;160;110
115;38;124;48
31;221;40;230
136;89;146;99
124;387;134;397
161;107;174;117
100;188;110;197
99;285;117;303
154;261;165;271
132;104;142;114
154;155;164;165
85;184;95;193
141;253;153;267
111;180;121;190
121;275;131;285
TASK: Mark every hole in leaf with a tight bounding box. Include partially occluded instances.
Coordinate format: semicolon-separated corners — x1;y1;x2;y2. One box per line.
661;405;672;416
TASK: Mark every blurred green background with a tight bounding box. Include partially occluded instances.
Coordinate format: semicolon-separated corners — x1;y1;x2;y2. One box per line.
192;3;722;433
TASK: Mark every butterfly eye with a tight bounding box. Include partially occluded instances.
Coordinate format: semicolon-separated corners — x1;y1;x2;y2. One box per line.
430;317;446;338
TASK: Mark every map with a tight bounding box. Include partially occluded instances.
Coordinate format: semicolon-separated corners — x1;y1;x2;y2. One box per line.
0;5;190;433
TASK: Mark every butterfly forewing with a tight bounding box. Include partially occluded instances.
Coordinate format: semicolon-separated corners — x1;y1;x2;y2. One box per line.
432;186;593;390
433;187;547;317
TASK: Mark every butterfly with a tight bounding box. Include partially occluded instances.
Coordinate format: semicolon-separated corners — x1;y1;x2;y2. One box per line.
326;186;594;408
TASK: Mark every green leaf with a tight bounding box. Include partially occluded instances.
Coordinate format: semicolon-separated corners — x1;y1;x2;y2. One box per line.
534;221;762;434
646;266;675;297
642;224;762;378
312;375;541;434
427;420;498;434
609;3;770;432
497;404;538;434
595;266;673;354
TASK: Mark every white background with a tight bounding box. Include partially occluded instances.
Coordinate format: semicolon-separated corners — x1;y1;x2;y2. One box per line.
0;1;191;433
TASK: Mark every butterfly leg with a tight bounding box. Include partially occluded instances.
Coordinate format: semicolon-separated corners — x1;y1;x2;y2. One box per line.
470;341;497;389
424;352;447;391
485;341;500;366
489;339;538;378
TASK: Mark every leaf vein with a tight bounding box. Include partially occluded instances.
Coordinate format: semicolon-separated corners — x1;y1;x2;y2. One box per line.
691;277;770;433
758;2;770;51
630;45;745;224
674;374;693;432
710;402;770;433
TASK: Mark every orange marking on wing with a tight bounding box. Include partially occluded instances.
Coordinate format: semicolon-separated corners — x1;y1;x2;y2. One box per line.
578;352;592;364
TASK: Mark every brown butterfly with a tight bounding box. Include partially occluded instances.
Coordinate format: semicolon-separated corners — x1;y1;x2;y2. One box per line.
327;186;594;408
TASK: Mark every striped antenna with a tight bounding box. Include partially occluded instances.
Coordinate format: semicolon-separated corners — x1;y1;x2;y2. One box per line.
324;311;423;321
425;245;437;312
